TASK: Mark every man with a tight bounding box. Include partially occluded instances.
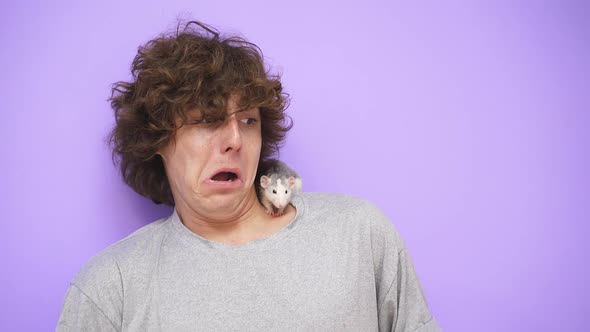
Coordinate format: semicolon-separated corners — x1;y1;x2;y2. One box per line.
57;20;442;331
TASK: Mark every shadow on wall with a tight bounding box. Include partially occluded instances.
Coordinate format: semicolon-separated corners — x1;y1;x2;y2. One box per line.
131;194;174;227
97;164;174;235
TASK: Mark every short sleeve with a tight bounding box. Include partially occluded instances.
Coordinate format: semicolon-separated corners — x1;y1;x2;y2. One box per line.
365;201;442;331
377;248;442;331
56;252;124;331
56;283;118;331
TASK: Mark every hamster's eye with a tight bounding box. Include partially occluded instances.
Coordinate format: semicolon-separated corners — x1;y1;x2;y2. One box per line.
272;190;277;194
285;190;288;194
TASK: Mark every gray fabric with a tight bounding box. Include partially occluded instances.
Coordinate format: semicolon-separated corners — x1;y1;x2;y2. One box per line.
57;192;442;331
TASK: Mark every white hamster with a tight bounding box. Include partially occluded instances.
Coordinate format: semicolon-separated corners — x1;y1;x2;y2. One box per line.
257;159;302;217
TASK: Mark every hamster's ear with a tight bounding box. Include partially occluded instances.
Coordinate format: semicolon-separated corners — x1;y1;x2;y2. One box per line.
260;176;269;189
288;176;295;188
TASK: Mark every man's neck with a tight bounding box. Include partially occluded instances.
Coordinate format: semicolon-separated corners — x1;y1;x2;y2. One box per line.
175;195;297;246
201;204;296;246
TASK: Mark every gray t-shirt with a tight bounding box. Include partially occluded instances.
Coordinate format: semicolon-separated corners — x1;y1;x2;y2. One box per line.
57;192;441;331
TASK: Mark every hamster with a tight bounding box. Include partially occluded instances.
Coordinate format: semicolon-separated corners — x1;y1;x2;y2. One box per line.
256;159;302;217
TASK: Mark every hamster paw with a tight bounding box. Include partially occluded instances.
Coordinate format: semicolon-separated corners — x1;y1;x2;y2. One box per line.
265;210;284;218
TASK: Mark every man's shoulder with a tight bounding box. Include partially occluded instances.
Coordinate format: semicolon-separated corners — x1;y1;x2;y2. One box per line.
110;214;171;248
297;191;384;215
69;214;172;290
297;192;405;249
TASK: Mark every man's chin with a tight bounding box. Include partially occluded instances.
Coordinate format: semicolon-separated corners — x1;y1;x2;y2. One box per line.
201;193;249;214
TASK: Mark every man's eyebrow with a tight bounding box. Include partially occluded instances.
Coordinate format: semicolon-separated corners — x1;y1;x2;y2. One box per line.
184;106;256;119
230;108;258;115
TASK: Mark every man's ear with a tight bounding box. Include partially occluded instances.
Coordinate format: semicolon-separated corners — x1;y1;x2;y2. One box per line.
260;176;269;189
153;150;164;163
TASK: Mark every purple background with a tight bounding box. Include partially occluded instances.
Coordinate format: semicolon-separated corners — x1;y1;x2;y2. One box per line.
1;1;588;331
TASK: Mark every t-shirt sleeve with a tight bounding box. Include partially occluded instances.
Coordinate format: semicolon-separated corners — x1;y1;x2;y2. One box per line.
56;283;119;332
56;252;123;331
364;200;442;332
378;248;442;331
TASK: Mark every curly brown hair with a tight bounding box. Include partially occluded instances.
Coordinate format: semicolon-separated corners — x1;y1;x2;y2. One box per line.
106;20;292;206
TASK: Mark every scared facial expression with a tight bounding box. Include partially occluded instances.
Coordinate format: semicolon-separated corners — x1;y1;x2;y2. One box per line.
157;94;262;217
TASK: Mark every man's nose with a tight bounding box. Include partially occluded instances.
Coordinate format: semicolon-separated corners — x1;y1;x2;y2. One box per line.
220;114;242;153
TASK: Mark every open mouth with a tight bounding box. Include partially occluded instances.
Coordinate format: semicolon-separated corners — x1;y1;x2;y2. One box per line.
210;171;238;182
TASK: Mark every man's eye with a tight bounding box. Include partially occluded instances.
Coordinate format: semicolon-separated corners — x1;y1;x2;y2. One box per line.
202;117;218;123
241;118;257;125
194;118;218;125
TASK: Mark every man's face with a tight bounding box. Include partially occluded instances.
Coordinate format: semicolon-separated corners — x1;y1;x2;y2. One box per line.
157;94;262;217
